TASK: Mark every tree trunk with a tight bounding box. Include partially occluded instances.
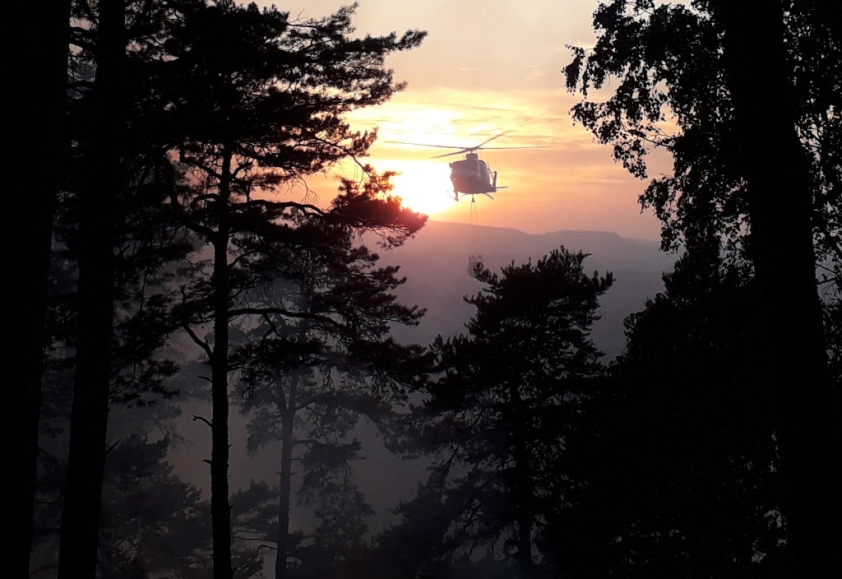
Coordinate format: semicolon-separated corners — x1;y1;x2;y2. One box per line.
9;0;70;575
513;444;534;577
211;146;234;579
275;376;298;579
57;1;124;577
509;384;534;576
713;1;842;576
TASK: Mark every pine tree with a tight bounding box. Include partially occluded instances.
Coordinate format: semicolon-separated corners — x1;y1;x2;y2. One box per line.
396;248;612;578
230;177;429;579
158;4;426;577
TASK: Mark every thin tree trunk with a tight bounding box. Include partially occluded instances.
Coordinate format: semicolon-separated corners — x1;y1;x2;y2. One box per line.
9;0;70;575
513;443;534;577
275;376;298;579
211;146;234;579
58;1;124;577
713;1;842;576
509;384;534;576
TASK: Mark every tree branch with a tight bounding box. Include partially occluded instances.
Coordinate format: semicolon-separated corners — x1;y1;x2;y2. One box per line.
193;414;213;429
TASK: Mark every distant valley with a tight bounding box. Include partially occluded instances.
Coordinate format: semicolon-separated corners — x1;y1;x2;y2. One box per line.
377;220;676;360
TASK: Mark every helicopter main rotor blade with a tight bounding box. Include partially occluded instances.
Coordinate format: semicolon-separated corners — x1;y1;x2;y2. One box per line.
432;148;475;158
475;146;548;150
473;131;512;149
386;140;466;150
432;146;547;158
387;132;512;151
389;132;546;157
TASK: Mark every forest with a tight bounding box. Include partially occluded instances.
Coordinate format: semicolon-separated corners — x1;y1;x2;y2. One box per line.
8;1;841;578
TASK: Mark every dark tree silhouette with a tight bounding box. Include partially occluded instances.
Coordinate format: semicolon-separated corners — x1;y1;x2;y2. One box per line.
563;0;840;258
563;2;842;575
393;248;612;578
545;243;787;578
8;0;71;574
58;1;127;577
708;3;840;575
290;479;375;579
54;2;200;574
97;435;212;579
231;177;429;579
827;280;842;395
158;4;425;577
31;219;198;574
31;301;204;578
33;2;269;576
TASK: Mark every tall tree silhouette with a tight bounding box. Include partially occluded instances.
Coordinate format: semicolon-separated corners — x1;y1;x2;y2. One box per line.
58;1;126;577
708;3;839;575
397;248;612;578
55;1;199;574
160;4;425;577
32;179;193;576
8;0;70;574
546;243;786;578
564;2;841;574
39;2;264;575
231;177;429;579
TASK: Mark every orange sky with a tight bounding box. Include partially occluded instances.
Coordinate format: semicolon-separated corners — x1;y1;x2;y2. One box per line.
253;0;673;240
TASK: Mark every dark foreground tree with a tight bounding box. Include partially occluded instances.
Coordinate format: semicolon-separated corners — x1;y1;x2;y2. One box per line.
563;2;841;574
161;4;425;577
57;0;195;568
546;243;786;578
231;177;429;579
58;1;127;577
8;0;70;574
31;178;192;575
386;248;612;578
44;2;224;575
707;3;840;575
97;435;211;579
52;0;185;574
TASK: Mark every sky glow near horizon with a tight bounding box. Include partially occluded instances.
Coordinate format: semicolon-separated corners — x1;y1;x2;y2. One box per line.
253;0;673;240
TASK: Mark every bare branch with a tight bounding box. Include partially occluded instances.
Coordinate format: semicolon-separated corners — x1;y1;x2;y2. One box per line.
193;415;213;429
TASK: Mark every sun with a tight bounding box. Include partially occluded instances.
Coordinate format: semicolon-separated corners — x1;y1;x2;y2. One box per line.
384;160;460;216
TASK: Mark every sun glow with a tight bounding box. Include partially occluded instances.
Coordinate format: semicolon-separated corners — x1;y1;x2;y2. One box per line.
386;160;459;216
328;154;459;217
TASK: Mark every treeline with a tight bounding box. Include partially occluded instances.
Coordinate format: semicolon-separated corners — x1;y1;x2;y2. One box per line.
11;1;841;579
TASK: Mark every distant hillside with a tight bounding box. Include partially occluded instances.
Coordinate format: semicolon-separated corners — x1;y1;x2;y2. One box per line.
377;220;675;359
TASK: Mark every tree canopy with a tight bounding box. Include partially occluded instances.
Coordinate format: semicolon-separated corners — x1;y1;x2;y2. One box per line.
564;2;842;575
564;0;840;259
385;248;613;578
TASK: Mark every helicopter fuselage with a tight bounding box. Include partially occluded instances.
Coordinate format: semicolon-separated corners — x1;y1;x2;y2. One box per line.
449;153;500;197
389;132;533;200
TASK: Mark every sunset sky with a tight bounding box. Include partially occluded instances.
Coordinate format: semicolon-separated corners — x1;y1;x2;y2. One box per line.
255;0;672;240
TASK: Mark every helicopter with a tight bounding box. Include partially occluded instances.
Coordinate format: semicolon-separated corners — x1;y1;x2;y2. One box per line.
391;132;537;201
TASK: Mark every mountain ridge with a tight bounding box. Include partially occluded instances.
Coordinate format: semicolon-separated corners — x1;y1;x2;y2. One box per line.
377;219;675;360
